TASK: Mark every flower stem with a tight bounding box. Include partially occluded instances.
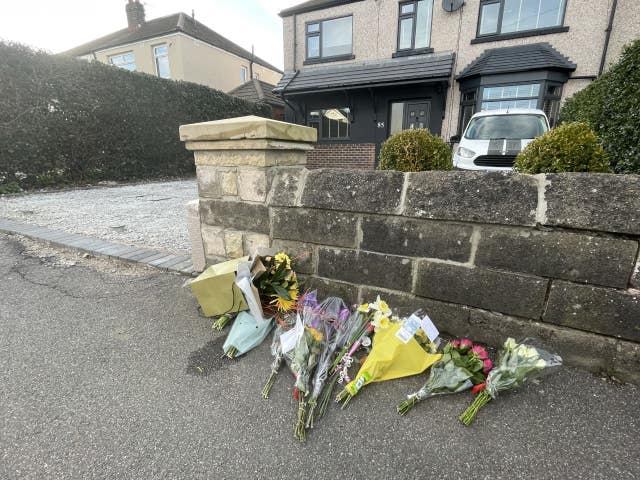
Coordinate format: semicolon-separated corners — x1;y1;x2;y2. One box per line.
226;346;238;359
335;388;354;410
459;390;492;426
306;401;316;429
294;395;307;442
317;375;338;419
212;314;233;331
262;370;278;399
397;396;418;416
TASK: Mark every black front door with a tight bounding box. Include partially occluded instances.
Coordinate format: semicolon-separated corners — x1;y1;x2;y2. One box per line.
404;101;430;130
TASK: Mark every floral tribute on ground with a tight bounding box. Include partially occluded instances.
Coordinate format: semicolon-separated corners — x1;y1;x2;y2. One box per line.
190;253;563;442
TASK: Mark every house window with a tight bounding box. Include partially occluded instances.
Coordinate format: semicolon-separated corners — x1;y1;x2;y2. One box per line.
542;83;563;127
477;0;567;37
241;66;248;83
109;52;136;71
153;45;170;79
308;108;350;139
397;0;434;51
458;90;477;134
306;16;353;60
480;83;541;110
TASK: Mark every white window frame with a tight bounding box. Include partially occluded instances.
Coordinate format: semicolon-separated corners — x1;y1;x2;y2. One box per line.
109;51;136;71
241;66;248;83
153;44;170;79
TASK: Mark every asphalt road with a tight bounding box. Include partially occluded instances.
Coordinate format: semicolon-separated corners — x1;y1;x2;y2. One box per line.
1;234;639;479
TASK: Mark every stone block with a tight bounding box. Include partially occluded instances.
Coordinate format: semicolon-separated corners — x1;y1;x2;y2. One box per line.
318;248;413;292
359;286;471;321
268;167;306;207
301;169;404;214
243;233;270;256
299;275;359;306
221;171;238;196
180;115;317;143
200;199;269;234
361;216;473;262
271;208;358;248
194;150;308;168
613;340;640;385
196;166;221;198
238;168;268;202
404;171;538;226
476;227;638;288
414;261;548;319
224;230;244;259
544;173;640;234
544;281;640;342
632;258;640;289
461;309;619;376
271;239;314;274
201;226;226;257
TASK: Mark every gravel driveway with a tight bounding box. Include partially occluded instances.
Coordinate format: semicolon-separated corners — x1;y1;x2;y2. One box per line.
0;180;198;253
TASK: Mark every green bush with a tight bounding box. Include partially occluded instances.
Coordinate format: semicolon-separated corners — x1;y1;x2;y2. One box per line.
0;42;270;189
560;40;640;173
514;122;612;173
378;129;452;172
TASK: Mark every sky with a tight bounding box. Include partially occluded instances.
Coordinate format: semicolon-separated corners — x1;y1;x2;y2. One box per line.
0;0;301;70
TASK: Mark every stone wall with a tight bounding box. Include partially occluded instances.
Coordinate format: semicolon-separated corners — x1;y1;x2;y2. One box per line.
306;143;376;170
181;116;640;384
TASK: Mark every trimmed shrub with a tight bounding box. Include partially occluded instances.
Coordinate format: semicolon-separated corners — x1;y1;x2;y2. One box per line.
0;42;271;189
378;129;452;172
560;40;640;173
514;122;612;174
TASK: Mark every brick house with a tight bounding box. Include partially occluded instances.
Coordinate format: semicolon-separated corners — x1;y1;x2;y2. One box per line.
274;0;639;169
63;0;282;93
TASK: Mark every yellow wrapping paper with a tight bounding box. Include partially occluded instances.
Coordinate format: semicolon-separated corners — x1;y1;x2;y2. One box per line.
190;257;250;317
345;323;442;396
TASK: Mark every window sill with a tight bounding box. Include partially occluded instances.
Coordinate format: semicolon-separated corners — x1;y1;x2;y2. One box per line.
471;26;569;44
303;54;355;65
392;47;434;58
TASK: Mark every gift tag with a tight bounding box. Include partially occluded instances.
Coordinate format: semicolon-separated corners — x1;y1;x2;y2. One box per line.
420;314;440;342
395;314;421;344
280;313;302;353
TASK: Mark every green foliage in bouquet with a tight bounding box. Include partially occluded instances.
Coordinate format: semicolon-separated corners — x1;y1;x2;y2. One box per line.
514;122;611;174
255;253;299;313
378;129;453;172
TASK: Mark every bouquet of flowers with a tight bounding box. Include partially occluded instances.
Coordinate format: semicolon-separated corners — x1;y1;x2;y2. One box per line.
290;305;326;442
255;253;299;315
305;297;349;428
336;318;442;409
222;312;274;358
459;338;562;425
397;339;492;415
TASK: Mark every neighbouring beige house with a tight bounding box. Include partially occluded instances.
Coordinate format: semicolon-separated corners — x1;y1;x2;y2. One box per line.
63;0;282;93
275;0;640;168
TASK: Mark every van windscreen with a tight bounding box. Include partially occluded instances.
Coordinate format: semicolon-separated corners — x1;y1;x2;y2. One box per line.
464;115;548;140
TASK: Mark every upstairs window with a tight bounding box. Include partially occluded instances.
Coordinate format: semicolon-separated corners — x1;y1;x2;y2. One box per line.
397;0;434;51
109;52;136;71
478;0;567;37
308;108;351;139
153;45;170;79
306;16;353;61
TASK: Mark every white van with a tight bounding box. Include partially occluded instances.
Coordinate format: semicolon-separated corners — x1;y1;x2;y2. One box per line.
452;109;550;171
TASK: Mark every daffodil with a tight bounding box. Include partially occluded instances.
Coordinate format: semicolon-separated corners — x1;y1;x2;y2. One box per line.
357;303;370;313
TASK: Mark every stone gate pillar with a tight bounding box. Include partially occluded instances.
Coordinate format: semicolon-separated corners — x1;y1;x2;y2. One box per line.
179;115;316;265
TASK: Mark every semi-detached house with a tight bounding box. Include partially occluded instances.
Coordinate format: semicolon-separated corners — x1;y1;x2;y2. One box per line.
274;0;639;169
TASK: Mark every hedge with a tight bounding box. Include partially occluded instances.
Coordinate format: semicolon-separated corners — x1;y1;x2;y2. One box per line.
560;40;640;174
0;42;271;189
514;122;611;174
378;129;452;172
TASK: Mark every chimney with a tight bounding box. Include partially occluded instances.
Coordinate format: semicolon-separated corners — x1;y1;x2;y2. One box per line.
126;0;146;30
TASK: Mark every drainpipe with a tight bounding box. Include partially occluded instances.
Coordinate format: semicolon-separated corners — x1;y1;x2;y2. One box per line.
250;45;255;80
292;14;297;71
599;0;618;75
279;70;300;123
